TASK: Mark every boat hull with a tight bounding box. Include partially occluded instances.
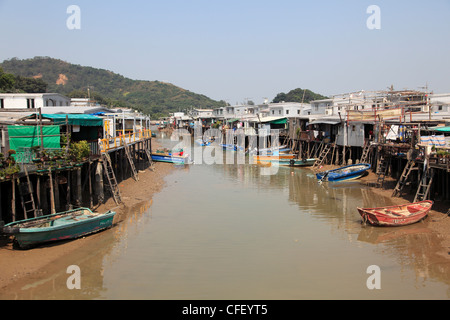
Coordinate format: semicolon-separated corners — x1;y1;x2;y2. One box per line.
316;163;371;182
151;154;189;164
357;201;433;227
254;154;296;162
3;209;116;248
195;139;212;146
220;144;245;152
278;158;316;167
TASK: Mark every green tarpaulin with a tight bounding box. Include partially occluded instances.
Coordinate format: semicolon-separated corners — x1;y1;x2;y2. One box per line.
8;125;61;153
41;114;103;126
431;126;450;132
269;118;287;125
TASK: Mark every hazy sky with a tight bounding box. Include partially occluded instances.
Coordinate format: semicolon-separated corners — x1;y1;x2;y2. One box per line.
1;0;449;104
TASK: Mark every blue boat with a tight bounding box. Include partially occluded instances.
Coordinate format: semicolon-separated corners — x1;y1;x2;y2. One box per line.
220;144;245;152
3;208;116;249
195;139;212;146
316;163;371;182
151;152;190;164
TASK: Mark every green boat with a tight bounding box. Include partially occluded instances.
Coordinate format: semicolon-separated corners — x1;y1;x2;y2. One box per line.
3;208;116;249
277;158;317;167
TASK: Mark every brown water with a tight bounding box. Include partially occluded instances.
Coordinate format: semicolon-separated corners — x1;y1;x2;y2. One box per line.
2;143;450;300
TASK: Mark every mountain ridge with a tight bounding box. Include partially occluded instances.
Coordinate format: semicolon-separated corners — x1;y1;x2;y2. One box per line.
0;56;226;117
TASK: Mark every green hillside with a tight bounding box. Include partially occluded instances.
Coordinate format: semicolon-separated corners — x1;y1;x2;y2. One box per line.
0;57;226;117
272;88;328;103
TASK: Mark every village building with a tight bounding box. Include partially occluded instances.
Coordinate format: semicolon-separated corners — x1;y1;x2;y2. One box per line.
0;93;71;109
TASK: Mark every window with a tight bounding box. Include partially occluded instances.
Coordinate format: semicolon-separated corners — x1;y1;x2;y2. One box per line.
272;110;275;115
0;99;3;109
26;98;35;109
278;110;281;115
286;110;289;115
297;110;300;114
439;105;443;111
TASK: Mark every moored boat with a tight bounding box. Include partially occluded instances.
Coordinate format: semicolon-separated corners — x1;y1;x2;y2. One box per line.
220;144;245;152
195;139;212;146
277;158;316;167
357;200;433;227
3;208;116;249
316;163;371;182
255;145;290;155
254;154;296;163
151;152;190;164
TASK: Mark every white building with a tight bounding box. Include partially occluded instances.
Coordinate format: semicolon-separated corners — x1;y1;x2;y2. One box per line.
268;102;310;117
0;93;71;109
191;108;213;118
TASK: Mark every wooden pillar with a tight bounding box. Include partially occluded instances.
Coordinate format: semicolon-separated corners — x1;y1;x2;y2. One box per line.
54;171;60;212
88;162;93;208
95;161;104;204
0;183;2;223
11;179;16;222
40;175;48;215
49;169;56;215
76;168;82;207
67;170;72;210
36;175;41;211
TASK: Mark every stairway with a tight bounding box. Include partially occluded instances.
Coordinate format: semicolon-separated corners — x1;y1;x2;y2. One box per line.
376;155;391;187
392;160;416;197
414;168;434;203
360;141;371;164
17;166;39;219
313;143;332;169
143;142;155;171
102;152;122;205
123;140;139;181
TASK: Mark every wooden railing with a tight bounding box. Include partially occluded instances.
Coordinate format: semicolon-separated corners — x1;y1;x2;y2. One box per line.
99;129;152;153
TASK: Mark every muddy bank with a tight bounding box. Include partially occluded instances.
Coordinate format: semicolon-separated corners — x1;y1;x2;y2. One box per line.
0;143;175;291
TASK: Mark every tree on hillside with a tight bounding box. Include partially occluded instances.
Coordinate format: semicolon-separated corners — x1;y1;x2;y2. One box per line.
272;88;328;103
14;75;47;93
0;67;47;93
0;68;16;92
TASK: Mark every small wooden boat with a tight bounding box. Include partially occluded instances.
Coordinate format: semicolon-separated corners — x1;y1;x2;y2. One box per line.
316;163;371;182
256;145;290;155
195;139;213;146
254;154;296;163
357;201;433;227
151;150;190;164
277;158;316;167
3;208;116;249
220;144;245;152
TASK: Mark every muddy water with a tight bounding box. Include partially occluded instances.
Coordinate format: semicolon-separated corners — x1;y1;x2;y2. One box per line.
2;144;450;299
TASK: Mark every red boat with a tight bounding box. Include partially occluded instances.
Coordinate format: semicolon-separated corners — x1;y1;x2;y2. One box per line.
358;200;433;227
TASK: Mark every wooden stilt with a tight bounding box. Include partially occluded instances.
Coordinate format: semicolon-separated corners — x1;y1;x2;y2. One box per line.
76;168;82;207
11;178;16;222
88;161;93;208
49;168;55;214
